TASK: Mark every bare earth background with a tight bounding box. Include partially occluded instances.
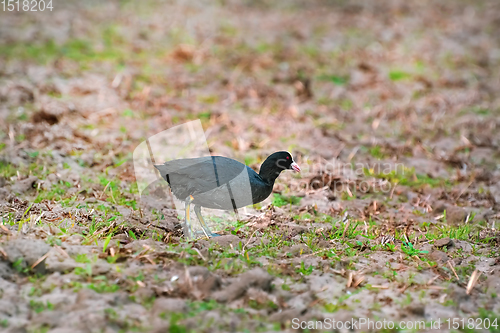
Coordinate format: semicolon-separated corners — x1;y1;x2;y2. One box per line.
1;0;500;332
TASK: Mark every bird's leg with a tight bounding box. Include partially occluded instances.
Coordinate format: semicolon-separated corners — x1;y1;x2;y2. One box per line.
194;205;219;237
183;195;194;239
233;208;240;221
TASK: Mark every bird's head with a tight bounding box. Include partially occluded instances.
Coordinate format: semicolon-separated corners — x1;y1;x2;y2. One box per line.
259;151;300;183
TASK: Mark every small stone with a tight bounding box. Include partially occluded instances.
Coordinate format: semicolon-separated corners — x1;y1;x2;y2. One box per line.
445;206;468;225
460;301;476;313
268;308;306;323
117;206;132;217
80;150;96;166
92;264;111;275
47;173;58;182
0;188;10;201
11;176;39;194
2;238;51;274
0;261;14;279
428;250;449;264
434;237;453;248
424;304;456;320
49;225;62;235
208;235;241;248
317;240;330;248
212;268;273;302
485;276;500;295
419;243;433;253
390;262;401;270
45;255;81;273
289;244;312;256
65;234;84;245
153;297;187;314
407;304;425;316
452;240;473;253
40;180;52;191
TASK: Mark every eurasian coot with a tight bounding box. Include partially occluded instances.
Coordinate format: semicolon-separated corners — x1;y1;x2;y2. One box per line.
155;151;300;238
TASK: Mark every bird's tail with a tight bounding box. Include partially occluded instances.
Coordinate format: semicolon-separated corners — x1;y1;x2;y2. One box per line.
154;164;170;184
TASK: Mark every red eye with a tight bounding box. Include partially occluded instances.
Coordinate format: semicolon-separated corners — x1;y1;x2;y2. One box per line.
286;156;289;159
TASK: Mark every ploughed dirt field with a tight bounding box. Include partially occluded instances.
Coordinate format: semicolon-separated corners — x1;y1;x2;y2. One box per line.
1;1;500;332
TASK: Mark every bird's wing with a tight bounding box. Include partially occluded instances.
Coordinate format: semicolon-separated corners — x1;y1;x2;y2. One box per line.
154;156;248;196
183;165;258;209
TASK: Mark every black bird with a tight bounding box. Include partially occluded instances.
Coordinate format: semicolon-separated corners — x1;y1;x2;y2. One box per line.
155;151;300;238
